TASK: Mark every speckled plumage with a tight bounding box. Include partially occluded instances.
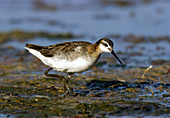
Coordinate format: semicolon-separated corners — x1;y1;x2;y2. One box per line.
26;41;96;61
25;38;123;95
25;38;121;74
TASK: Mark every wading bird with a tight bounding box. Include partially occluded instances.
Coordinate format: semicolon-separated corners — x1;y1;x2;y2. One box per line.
25;38;123;96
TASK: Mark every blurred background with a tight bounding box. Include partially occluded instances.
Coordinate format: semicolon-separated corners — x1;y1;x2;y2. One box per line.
0;0;170;117
0;0;170;67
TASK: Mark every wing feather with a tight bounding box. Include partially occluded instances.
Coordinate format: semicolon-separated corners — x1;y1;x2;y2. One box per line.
39;41;92;60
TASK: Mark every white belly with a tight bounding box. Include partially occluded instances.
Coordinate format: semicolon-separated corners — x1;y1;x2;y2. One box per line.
26;48;95;73
52;57;94;73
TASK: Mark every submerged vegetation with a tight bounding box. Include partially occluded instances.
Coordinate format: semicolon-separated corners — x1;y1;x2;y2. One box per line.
0;30;82;44
0;34;169;117
0;0;170;117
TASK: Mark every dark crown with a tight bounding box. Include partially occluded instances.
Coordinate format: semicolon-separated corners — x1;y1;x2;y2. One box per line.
99;38;114;47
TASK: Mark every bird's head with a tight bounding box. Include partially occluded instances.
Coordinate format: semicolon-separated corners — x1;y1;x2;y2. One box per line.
97;38;123;65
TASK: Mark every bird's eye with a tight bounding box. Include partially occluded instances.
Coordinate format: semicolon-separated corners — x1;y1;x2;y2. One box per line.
104;43;108;47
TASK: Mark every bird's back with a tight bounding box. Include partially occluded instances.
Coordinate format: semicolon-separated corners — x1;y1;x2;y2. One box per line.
25;41;101;73
26;41;93;60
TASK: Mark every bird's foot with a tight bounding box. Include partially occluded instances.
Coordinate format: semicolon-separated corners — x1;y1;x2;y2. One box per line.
58;87;77;97
58;90;70;97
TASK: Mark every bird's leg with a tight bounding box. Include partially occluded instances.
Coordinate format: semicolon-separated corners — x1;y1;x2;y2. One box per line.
62;74;74;93
44;68;62;82
44;68;66;90
67;74;73;82
44;68;72;96
44;68;63;84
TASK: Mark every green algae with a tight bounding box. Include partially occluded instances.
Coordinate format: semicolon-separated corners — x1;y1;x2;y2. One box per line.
0;64;169;117
0;30;82;44
124;34;170;43
0;35;169;117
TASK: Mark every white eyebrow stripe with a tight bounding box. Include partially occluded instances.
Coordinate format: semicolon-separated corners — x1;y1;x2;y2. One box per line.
102;40;111;48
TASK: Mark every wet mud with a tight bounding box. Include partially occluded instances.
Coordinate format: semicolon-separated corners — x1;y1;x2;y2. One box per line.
0;0;170;117
0;32;169;117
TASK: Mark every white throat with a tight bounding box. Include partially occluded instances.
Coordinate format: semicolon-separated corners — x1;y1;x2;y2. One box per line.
99;44;110;53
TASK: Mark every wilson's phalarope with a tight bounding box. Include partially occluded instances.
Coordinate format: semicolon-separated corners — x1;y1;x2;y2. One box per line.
25;38;123;96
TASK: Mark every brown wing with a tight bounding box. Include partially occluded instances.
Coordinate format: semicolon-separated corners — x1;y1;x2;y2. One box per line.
39;41;92;58
25;43;44;51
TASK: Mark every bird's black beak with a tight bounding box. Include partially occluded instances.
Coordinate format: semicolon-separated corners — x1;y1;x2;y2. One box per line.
111;50;123;65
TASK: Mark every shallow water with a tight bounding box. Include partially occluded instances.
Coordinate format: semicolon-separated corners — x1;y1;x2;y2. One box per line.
1;0;170;36
0;0;170;117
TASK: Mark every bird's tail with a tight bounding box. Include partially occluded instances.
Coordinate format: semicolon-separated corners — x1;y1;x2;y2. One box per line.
25;43;43;51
